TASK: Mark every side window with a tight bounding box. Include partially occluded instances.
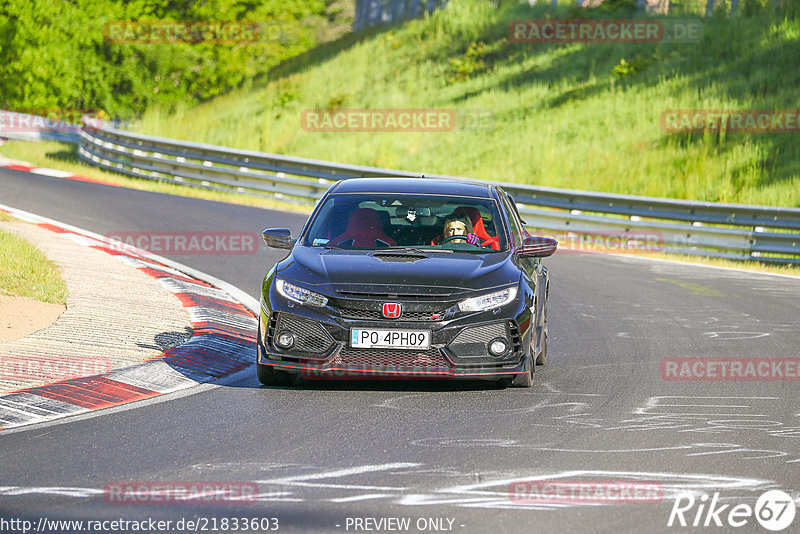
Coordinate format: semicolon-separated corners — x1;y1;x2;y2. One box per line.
500;192;523;247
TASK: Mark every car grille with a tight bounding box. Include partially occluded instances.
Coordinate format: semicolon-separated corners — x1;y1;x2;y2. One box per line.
330;346;451;372
272;313;335;355
336;290;453;298
337;306;446;322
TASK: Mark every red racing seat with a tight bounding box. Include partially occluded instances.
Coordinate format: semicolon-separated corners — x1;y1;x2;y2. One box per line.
332;208;397;248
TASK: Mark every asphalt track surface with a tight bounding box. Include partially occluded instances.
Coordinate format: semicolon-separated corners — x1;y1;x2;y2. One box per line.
1;167;799;534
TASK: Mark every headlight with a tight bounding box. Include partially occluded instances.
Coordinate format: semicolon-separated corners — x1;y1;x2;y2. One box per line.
276;279;328;307
458;286;518;312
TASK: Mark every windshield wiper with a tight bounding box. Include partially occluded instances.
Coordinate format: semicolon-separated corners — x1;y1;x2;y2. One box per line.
374;247;453;254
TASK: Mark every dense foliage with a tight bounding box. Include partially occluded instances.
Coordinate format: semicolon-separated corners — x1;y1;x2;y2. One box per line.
0;0;351;119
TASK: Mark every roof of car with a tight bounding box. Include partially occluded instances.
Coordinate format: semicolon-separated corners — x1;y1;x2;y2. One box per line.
330;177;495;198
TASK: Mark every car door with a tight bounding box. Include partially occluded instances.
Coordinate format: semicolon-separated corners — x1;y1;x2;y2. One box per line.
499;189;547;352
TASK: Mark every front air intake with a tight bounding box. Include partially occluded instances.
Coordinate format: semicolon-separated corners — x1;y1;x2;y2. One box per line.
448;322;508;358
272;313;335;355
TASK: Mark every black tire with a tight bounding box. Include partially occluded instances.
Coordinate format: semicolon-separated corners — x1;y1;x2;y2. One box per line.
535;292;549;366
504;357;534;388
510;368;533;387
256;334;294;386
535;329;547;366
256;361;294;386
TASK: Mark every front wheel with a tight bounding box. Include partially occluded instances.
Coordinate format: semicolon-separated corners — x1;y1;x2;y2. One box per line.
535;329;547;366
510;368;533;387
535;291;549;366
503;357;534;388
256;362;294;386
256;338;294;386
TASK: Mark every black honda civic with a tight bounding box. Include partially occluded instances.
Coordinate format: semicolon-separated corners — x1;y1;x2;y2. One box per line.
257;177;556;387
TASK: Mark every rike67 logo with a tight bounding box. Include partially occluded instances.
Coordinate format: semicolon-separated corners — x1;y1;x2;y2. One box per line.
668;490;796;531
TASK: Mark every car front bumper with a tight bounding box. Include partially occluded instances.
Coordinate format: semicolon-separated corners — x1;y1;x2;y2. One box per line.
257;297;534;381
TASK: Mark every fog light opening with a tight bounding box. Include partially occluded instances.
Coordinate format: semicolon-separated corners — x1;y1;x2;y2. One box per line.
488;337;509;357
275;330;295;350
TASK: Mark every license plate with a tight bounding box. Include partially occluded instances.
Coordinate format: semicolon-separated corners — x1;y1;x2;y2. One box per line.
350;329;430;350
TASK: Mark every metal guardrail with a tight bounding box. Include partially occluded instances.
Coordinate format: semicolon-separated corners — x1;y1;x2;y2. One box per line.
1;130;79;143
0;111;80;144
74;118;800;265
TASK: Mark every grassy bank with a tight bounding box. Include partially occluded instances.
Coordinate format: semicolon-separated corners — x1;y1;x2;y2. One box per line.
0;221;68;304
134;0;799;206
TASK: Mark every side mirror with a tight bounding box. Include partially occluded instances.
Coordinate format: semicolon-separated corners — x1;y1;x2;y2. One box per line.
516;236;557;258
262;228;296;250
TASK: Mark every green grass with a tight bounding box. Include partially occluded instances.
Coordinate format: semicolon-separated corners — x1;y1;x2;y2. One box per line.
0;141;312;215
133;0;800;207
0;224;68;304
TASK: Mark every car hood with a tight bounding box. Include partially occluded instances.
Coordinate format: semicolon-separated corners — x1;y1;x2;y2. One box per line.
276;246;520;296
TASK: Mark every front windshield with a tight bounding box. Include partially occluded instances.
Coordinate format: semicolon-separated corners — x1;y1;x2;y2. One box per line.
303;193;507;252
